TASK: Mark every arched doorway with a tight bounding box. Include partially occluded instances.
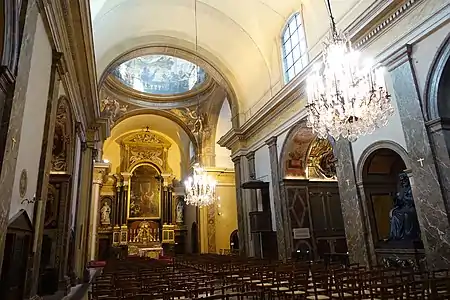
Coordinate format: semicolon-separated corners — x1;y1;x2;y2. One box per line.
280;122;347;262
191;222;199;254
229;230;239;253
360;146;423;267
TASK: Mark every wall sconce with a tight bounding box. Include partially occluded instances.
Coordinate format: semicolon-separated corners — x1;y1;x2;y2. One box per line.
21;194;36;205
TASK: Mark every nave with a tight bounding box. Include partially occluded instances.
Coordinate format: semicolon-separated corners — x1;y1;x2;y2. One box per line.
89;255;450;300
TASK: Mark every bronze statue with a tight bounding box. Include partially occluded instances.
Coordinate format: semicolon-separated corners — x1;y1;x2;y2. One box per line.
388;172;421;241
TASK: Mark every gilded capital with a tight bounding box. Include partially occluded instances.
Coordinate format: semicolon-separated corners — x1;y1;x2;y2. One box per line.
265;136;277;148
93;169;106;185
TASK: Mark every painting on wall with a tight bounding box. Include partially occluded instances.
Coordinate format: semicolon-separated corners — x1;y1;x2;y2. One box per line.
284;128;315;178
129;164;161;219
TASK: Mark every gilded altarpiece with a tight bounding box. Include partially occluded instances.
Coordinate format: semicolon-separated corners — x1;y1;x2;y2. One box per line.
105;131;181;257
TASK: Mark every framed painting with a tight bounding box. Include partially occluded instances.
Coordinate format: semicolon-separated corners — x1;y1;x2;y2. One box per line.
128;163;161;219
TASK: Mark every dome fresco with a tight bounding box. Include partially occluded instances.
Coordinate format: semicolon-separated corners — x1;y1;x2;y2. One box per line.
112;55;207;96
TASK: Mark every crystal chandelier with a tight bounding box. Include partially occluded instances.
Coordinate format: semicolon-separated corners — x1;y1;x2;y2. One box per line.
184;163;217;207
306;0;393;142
183;0;216;207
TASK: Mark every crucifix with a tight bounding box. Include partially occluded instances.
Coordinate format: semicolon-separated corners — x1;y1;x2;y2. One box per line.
143;126;150;132
417;158;424;167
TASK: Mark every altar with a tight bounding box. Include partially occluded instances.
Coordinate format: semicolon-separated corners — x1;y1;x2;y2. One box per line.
127;221;163;258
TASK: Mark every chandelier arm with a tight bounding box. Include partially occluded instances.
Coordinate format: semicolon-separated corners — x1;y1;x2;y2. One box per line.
324;0;338;37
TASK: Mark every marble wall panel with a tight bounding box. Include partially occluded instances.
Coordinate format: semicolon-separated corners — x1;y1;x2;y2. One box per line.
389;54;450;269
334;139;370;266
266;137;291;261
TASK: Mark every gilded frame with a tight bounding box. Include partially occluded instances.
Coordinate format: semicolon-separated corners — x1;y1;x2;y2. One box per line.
127;162;162;220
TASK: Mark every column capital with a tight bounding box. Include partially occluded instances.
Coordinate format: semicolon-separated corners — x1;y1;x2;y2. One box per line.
265;136;277;148
245;151;255;161
231;155;243;165
93;168;106;185
121;172;132;186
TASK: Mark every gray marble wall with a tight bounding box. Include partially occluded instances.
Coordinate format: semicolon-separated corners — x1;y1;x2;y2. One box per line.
0;0;39;276
232;155;248;256
266;136;291;261
387;47;450;269
334;140;370;266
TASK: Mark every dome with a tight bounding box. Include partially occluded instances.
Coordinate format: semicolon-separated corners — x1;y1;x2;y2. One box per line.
112;54;207;96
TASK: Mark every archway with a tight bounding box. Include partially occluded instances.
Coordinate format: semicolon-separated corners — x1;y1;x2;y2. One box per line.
229;229;239;253
280;121;346;261
359;145;423;267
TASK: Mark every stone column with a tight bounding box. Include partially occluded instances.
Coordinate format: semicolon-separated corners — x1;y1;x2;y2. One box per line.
54;175;73;292
0;0;39;276
334;140;371;266
73;134;96;280
120;172;131;244
88;163;109;261
27;51;64;299
232;155;248;256
386;46;450;269
265;137;291;261
113;174;122;227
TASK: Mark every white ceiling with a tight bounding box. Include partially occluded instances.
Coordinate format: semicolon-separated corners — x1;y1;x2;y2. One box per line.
91;0;373;117
90;0;302;114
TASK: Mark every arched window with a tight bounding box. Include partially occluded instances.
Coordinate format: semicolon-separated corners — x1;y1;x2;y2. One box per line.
282;12;308;83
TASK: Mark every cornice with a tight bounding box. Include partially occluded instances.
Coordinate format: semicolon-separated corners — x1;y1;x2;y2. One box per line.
37;0;100;135
219;0;440;152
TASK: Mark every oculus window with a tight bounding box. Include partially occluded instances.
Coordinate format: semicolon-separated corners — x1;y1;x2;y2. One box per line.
282;13;308;83
112;55;207;96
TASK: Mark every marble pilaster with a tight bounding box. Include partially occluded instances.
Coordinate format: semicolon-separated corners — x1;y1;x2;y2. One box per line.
265;136;291;261
113;174;123;227
0;0;39;276
53;175;73;292
334;140;370;266
426;119;450;217
387;48;450;268
73;139;95;280
28;51;63;299
88;163;109;261
232;156;247;256
121;172;131;226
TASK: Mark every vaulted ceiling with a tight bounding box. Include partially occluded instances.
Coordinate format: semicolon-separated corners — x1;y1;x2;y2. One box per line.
90;0;307;115
90;0;374;119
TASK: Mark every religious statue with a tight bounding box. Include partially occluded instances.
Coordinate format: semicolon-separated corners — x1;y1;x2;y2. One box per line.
100;201;111;225
387;172;421;241
176;199;184;224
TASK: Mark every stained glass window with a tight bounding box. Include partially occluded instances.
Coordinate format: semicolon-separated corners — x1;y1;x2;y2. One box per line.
282;13;308;83
112;55;207;95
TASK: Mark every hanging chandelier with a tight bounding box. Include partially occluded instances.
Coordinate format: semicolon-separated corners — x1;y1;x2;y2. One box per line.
306;0;393;142
184;163;217;207
183;0;217;207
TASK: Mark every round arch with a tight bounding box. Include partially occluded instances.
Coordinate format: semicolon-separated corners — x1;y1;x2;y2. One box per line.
113;109;199;156
98;43;241;129
356;140;411;184
424;32;450;121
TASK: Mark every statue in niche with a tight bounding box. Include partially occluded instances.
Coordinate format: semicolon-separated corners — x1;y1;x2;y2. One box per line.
387;172;421;241
100;201;111;225
176;199;184;224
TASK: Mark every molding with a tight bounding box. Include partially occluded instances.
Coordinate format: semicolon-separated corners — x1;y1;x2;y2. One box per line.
219;0;447;154
36;0;100;136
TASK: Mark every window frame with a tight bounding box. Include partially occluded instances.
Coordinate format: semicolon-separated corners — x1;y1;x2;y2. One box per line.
281;12;309;84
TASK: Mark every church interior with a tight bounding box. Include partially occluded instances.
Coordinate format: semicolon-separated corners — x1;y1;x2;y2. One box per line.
0;0;450;299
